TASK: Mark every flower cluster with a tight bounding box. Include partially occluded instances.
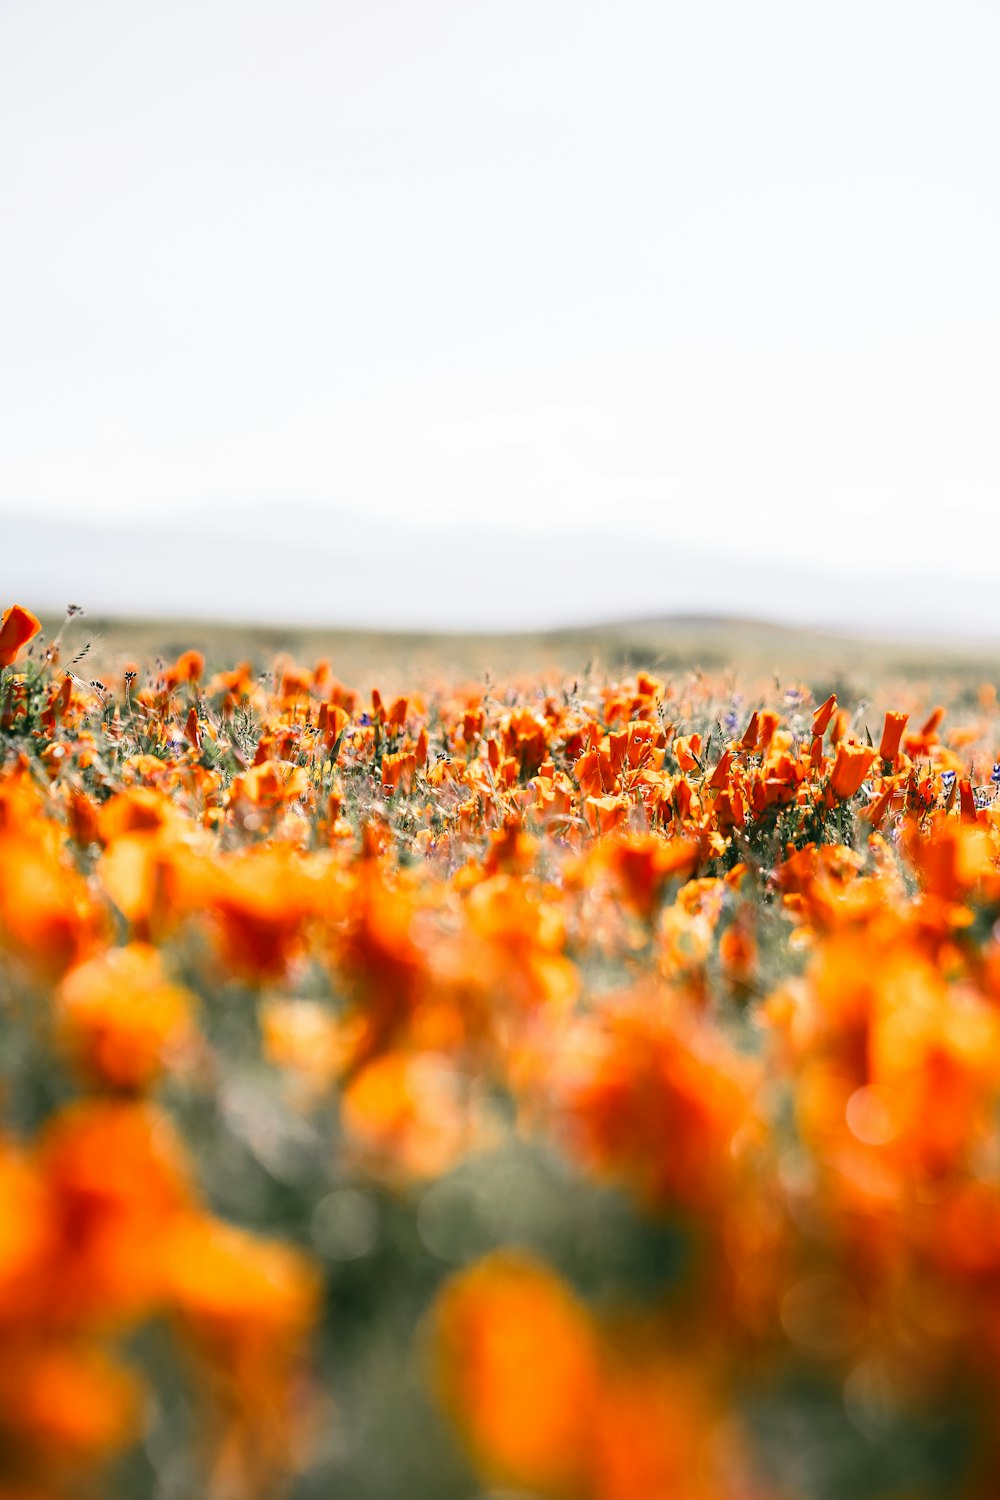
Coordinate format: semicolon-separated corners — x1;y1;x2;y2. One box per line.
4;603;1000;1497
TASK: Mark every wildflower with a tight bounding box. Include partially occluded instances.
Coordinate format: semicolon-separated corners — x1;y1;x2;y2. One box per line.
739;712;760;751
878;710;909;764
37;1098;196;1324
163;1217;318;1494
811;693;838;737
341;1050;474;1178
431;1254;599;1494
56;944;194;1091
553;995;758;1211
381;749;417;795
959;777;978;822
0;1343;143;1471
758;710;780;749
0;603;42;667
829;740;876;800
861;784;895;829
707;749;734;789
170;649;205;685
673;733;703;772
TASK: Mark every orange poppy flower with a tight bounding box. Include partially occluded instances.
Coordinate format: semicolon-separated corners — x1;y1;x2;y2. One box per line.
811;693;838;737
738;711;760;751
0;1341;143;1468
829;741;876;800
0;604;42;667
56;944;194;1091
878;710;909;763
673;734;703;773
431;1254;600;1494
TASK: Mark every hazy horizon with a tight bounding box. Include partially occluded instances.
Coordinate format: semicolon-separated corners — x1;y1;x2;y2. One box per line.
8;506;998;643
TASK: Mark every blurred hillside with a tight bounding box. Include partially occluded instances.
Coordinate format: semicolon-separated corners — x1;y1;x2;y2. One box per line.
42;610;1000;702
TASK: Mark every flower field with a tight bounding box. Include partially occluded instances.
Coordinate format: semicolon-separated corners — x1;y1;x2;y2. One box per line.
5;599;1000;1499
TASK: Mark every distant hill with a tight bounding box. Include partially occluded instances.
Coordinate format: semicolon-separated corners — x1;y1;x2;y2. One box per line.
28;607;999;702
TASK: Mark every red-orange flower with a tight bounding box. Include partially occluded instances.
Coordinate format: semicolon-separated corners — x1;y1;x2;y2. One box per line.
878;709;909;763
56;944;194;1092
431;1254;600;1494
811;693;838;737
0;604;42;667
829;740;875;800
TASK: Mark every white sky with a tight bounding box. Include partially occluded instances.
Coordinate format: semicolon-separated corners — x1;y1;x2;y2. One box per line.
2;1;999;632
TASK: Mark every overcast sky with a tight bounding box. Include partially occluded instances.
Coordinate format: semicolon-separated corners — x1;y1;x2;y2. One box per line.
2;1;998;632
